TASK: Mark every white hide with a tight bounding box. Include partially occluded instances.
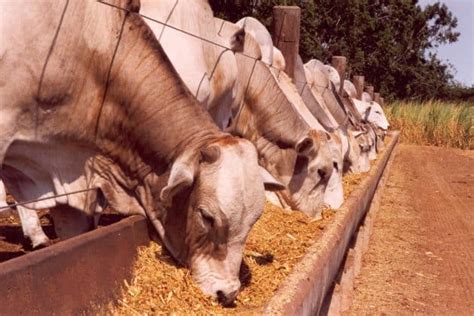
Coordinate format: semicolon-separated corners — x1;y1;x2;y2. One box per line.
140;0;239;129
191;140;266;299
236;17;274;66
344;80;358;99
17;205;50;247
272;47;286;71
362;91;372;102
304;59;371;175
353;99;390;130
325;65;341;90
276;72;344;210
0;180;9;211
0;166;57;248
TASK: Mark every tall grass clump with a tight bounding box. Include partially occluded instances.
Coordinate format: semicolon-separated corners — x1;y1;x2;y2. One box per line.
385;100;473;149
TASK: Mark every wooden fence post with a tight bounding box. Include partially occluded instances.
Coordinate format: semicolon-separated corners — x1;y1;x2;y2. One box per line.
272;6;301;79
380;97;385;106
365;85;375;100
331;56;347;95
353;75;364;100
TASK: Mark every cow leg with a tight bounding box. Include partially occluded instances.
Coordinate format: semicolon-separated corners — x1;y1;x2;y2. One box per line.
50;206;92;240
0;179;9;210
16;205;51;248
0;181;15;218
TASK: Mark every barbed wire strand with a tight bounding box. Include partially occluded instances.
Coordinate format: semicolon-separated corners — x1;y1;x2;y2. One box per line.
2;1;364;211
96;0;330;90
35;0;70;140
158;0;179;41
1;1;129;212
0;188;98;212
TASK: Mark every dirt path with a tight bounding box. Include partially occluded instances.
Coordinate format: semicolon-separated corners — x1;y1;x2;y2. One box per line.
348;144;474;314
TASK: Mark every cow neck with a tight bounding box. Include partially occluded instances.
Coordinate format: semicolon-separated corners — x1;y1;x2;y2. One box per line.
294;58;338;131
300;87;337;132
92;12;222;176
342;96;364;122
232;60;309;148
310;70;348;127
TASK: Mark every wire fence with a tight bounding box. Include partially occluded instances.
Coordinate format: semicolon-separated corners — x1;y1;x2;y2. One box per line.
0;0;358;213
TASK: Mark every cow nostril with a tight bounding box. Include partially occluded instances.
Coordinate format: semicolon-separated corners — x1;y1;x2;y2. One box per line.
216;290;238;307
318;168;327;179
217;290;225;301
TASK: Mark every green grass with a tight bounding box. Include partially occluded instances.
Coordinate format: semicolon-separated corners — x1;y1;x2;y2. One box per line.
385;100;473;150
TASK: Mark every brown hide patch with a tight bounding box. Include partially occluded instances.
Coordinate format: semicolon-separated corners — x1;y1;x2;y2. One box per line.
208;135;240;147
308;129;323;143
332;132;342;145
125;0;140;12
211;67;224;98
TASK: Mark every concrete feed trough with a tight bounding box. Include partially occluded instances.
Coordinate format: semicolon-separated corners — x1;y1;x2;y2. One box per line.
0;216;150;314
0;133;399;315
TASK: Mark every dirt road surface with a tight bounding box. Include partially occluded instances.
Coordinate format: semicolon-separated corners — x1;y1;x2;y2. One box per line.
349;144;474;314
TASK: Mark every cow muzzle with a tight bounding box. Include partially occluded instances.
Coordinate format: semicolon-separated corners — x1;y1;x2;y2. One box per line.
213;278;241;306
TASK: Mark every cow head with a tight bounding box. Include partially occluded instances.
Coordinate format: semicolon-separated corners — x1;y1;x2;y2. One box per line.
284;130;334;217
325;65;341;90
353;99;389;131
363;125;378;160
323;133;344;209
361;92;372;102
344;80;358;99
350;130;371;173
155;136;282;305
365;102;389;130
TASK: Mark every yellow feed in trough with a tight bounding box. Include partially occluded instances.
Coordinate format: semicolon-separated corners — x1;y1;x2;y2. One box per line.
112;137;389;314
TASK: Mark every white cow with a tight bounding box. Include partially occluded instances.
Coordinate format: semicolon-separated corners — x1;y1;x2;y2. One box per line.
140;0;241;129
236;17;274;66
342;79;388;155
1;0;283;303
353;99;390;130
233;18;344;209
303;59;372;173
323;66;378;161
140;5;339;217
362;91;373;102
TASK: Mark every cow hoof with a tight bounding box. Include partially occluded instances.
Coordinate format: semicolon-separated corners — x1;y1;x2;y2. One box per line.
31;236;51;249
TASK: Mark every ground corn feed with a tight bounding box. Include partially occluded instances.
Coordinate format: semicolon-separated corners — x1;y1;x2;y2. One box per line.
112;204;334;315
112;136;389;314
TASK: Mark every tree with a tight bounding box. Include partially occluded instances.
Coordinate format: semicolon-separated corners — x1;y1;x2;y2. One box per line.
209;0;461;100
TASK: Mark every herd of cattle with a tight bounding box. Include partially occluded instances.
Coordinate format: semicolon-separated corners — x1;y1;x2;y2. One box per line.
0;0;389;305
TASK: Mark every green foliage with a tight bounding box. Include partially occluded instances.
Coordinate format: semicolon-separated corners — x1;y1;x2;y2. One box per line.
209;0;464;101
385;100;473;149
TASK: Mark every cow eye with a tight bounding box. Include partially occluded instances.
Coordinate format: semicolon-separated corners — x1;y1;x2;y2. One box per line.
375;111;381;114
199;208;214;229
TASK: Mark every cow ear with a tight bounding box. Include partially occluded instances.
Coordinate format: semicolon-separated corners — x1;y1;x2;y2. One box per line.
352;130;365;138
230;28;245;53
160;159;195;208
259;166;285;191
296;136;315;156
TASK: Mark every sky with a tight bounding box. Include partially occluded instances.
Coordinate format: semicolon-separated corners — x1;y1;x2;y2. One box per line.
418;0;474;86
